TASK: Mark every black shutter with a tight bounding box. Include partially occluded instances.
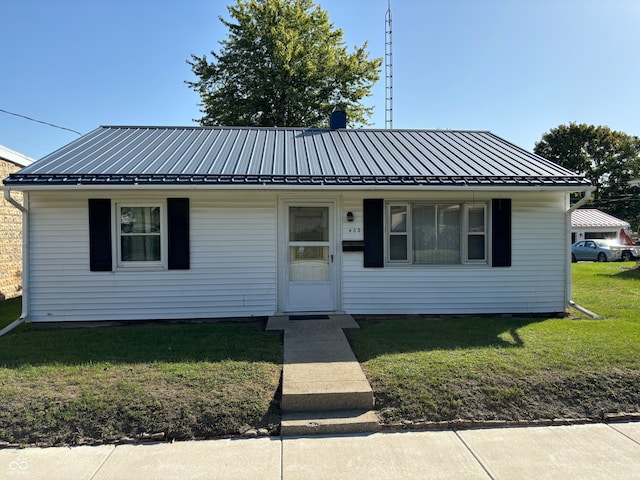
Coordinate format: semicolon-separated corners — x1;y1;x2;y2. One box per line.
88;199;112;272
167;198;190;270
363;199;384;268
492;198;511;267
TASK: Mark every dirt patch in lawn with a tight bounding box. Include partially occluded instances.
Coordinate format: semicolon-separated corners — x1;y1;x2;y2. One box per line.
0;364;282;447
373;368;640;425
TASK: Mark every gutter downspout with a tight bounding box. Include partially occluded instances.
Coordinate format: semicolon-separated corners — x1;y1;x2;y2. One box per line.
567;187;596;213
565;187;599;318
1;188;29;336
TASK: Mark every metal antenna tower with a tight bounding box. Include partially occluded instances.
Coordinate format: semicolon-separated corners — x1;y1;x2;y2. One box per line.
385;0;393;129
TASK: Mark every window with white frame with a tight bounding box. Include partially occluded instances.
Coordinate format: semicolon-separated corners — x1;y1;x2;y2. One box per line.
117;204;163;265
387;202;487;265
465;204;487;262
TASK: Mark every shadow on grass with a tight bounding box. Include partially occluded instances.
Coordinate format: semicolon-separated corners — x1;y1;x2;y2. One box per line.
0;297;21;327
0;320;283;368
611;265;640;280
587;263;640;281
347;316;545;362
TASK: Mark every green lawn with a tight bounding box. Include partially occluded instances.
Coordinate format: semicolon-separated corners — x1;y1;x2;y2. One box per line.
0;263;638;445
347;262;640;423
0;304;282;446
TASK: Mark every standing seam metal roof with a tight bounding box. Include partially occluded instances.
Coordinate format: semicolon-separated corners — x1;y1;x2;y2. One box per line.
5;126;590;188
571;209;630;228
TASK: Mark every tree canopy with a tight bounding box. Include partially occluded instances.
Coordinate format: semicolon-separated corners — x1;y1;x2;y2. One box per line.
187;0;382;128
534;123;640;230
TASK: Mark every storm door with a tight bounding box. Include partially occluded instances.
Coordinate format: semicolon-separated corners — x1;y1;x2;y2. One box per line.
283;203;336;312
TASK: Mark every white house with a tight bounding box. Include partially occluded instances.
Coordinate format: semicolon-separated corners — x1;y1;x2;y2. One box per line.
570;209;631;243
2;118;592;324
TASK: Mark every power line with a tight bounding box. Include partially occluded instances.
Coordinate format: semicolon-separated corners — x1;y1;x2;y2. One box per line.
0;107;82;135
591;197;638;205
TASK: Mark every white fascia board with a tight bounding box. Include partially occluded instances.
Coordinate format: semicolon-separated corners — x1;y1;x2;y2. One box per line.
0;145;34;167
6;184;594;193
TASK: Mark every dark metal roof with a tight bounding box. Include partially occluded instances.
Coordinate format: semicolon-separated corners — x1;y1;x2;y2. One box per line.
5;126;590;188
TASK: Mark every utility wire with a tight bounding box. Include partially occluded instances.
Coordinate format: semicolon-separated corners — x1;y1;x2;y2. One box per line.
592;197;638;205
0;107;82;135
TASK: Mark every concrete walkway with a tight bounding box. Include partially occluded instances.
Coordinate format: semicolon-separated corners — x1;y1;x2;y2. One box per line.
266;315;378;434
2;423;640;479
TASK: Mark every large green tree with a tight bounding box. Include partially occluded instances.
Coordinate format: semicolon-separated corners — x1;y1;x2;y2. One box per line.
534;123;640;230
187;0;381;128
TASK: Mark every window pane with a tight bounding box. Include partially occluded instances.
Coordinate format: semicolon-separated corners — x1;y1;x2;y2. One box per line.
121;235;160;261
289;207;328;242
468;207;485;233
438;205;460;248
290;245;327;262
389;235;408;261
390;205;407;232
413;204;460;263
468;235;485;260
120;207;160;234
289;246;329;281
412;205;435;260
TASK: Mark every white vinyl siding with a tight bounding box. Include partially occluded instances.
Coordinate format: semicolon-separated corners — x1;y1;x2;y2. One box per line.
26;188;570;322
27;191;277;322
341;191;568;315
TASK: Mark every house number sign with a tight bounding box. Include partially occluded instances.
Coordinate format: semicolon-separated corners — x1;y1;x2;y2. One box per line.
343;218;364;241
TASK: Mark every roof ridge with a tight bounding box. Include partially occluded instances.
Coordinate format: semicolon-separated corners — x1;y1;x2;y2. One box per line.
96;125;493;134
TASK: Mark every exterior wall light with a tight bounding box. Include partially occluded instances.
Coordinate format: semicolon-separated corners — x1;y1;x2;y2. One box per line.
346;211;354;222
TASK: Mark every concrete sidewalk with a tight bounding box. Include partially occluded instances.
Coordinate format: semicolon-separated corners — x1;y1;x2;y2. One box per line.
2;422;640;479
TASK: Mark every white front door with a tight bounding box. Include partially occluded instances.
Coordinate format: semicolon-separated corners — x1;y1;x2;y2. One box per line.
282;202;336;312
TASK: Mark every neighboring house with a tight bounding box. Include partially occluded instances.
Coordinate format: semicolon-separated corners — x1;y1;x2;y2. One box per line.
3;119;591;324
571;209;631;243
0;145;33;301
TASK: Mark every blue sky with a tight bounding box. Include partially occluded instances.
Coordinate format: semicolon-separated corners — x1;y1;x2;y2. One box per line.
2;0;639;160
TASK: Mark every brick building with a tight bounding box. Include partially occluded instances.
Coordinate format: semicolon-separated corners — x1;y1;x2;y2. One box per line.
0;145;33;301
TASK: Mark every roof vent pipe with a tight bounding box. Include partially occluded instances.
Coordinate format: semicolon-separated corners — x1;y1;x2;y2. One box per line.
330;104;347;130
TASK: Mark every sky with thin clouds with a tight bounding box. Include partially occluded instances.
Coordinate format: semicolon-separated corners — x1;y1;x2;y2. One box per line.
2;0;639;160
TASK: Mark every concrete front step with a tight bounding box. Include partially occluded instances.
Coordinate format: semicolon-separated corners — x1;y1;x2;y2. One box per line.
271;314;378;435
281;410;380;436
280;320;374;411
281;387;374;412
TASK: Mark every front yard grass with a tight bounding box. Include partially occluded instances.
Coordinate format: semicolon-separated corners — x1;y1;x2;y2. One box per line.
346;262;640;424
0;306;282;446
0;262;638;445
